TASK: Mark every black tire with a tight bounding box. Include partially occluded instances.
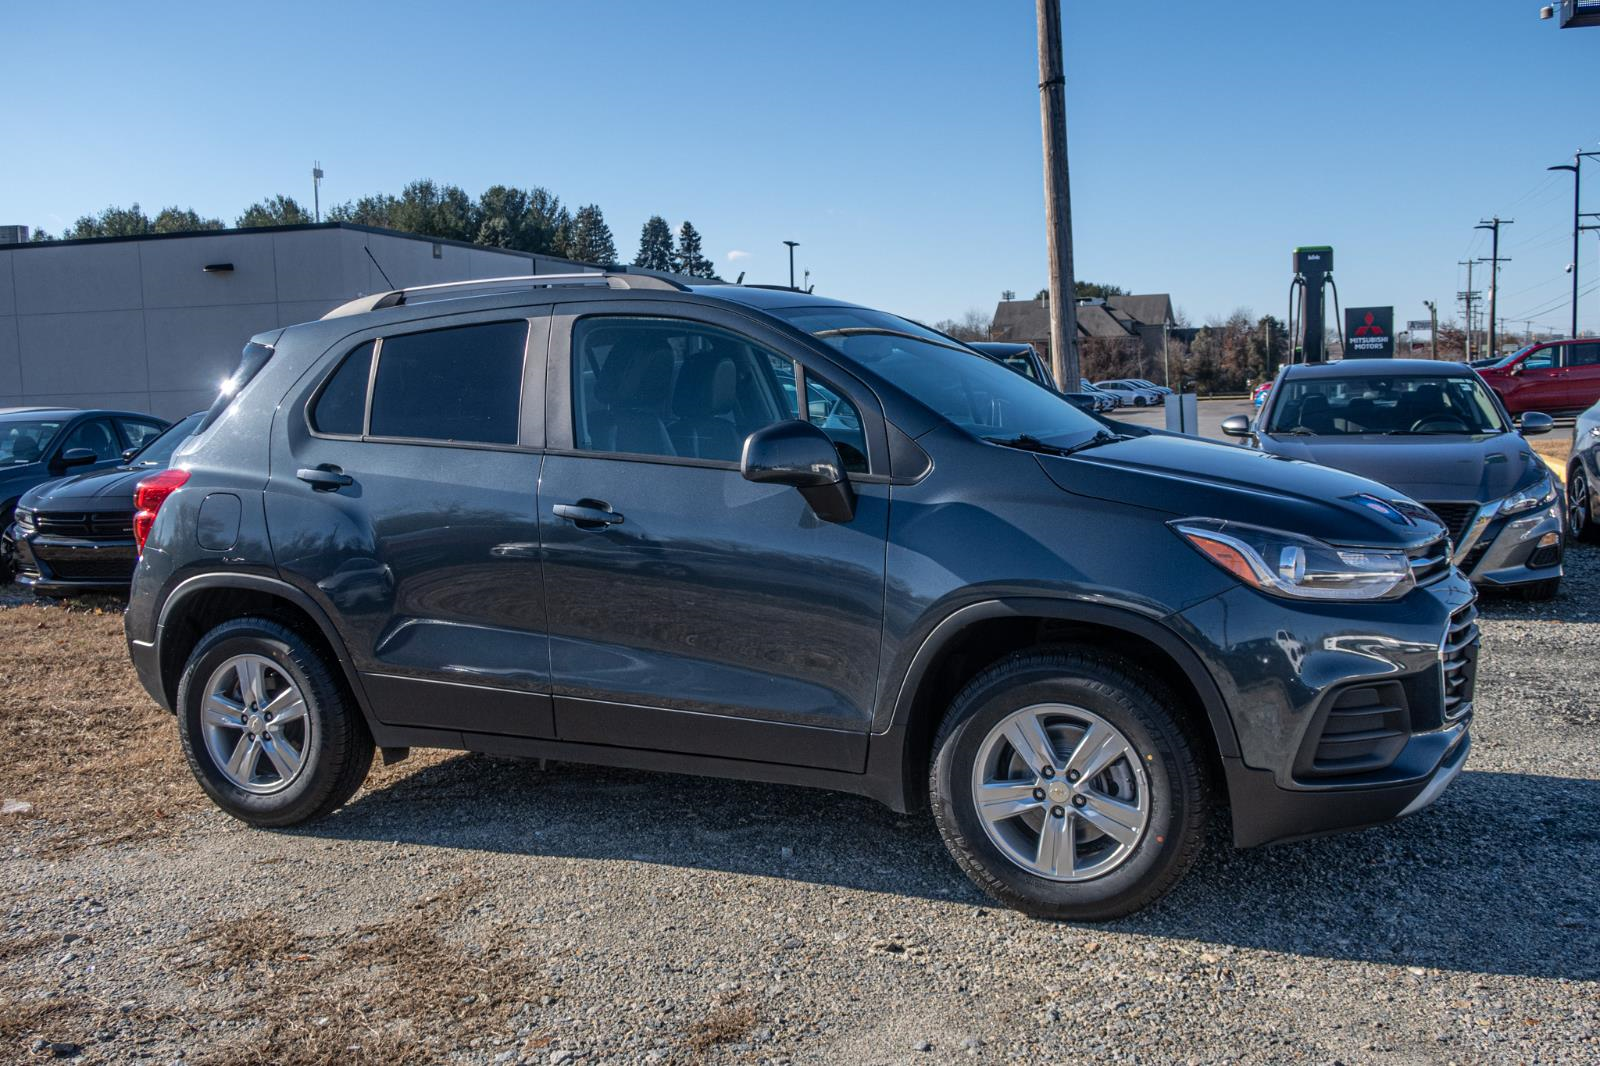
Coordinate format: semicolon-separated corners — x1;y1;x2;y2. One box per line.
1513;577;1561;602
176;617;373;827
929;648;1211;921
1568;464;1600;544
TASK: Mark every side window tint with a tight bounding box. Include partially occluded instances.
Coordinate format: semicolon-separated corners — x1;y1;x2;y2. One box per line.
1571;343;1600;368
61;419;120;461
1522;348;1556;370
310;341;374;436
370;322;527;445
572;317;793;462
805;374;869;474
117;419;165;451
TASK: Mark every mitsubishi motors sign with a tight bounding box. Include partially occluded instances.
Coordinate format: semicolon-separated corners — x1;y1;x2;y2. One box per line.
1343;306;1395;358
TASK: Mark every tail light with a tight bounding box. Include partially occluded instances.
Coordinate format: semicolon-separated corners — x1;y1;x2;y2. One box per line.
133;469;190;552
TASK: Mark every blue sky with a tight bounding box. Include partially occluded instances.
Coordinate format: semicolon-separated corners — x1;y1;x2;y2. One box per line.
2;1;1596;335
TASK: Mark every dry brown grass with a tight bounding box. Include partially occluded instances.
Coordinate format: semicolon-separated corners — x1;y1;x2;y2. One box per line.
0;603;199;854
175;877;550;1065
1531;434;1572;476
686;1002;757;1053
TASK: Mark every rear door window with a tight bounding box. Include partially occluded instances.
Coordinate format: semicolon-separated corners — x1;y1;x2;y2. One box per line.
369;322;527;445
116;419;166;451
1569;343;1600;368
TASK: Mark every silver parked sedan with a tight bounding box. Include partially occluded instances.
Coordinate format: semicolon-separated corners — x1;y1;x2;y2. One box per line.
1224;359;1563;600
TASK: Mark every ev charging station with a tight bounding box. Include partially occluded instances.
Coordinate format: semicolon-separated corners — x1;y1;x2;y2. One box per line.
1288;246;1341;364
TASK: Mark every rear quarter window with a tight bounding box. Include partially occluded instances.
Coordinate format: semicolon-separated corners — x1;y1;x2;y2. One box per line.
368;321;527;445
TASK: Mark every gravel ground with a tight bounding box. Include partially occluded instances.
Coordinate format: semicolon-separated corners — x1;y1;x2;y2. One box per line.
2;550;1598;1064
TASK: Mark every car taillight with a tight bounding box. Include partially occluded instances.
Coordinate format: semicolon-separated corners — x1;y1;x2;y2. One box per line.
133;469;190;552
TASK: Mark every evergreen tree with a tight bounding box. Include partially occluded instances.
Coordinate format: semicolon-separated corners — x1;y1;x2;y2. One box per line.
236;194;313;228
152;207;224;234
63;204;153;239
632;215;677;271
674;220;715;278
568;204;617;265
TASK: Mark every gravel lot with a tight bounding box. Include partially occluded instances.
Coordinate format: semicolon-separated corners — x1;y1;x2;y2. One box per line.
2;548;1597;1065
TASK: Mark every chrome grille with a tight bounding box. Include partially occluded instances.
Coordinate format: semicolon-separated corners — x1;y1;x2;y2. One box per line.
1441;601;1479;721
1406;536;1451;585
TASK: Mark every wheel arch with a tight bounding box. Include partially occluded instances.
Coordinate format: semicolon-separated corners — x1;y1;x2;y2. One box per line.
870;598;1240;813
155;573;376;727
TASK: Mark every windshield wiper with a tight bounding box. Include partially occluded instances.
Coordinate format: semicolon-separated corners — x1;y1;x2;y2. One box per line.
811;326;971;354
985;430;1123;457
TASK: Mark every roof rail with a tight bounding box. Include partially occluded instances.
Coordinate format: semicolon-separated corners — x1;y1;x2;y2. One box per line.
320;272;689;320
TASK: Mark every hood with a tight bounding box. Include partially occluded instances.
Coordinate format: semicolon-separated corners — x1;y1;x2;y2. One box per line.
1037;433;1445;548
1257;432;1540;504
19;466;149;510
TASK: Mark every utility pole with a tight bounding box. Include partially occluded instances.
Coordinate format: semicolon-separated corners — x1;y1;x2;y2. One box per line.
312;162;324;223
1036;0;1080;390
1424;299;1438;359
783;240;799;289
1475;217;1512;359
1457;260;1479;360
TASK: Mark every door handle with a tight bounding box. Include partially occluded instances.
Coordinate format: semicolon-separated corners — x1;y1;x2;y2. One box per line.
552;501;624;528
297;465;353;491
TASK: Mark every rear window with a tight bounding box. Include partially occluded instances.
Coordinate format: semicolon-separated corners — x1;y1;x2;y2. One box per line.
198;341;274;434
368;321;527;445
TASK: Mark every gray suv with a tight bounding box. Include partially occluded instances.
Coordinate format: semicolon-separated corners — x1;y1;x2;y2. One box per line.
125;274;1478;919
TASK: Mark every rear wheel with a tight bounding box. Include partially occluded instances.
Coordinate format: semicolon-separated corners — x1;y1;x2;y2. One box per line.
176;617;373;827
1568;465;1599;544
929;649;1211;920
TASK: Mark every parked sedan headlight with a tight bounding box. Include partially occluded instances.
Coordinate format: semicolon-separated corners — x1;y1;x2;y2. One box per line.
12;507;33;531
1172;518;1415;601
1499;473;1558;516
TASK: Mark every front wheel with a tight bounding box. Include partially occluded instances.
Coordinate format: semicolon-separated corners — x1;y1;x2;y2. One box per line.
1569;465;1599;544
929;649;1211;920
176;617;374;827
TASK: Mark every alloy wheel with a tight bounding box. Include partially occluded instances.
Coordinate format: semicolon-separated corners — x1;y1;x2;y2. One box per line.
200;654;315;794
1570;469;1590;538
970;704;1150;881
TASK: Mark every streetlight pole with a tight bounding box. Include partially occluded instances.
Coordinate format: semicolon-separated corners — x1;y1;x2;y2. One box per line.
783;240;799;290
1424;299;1438;360
1549;150;1600;339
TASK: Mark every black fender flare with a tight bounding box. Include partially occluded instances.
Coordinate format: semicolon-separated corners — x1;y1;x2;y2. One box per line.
155;571;377;724
865;597;1240;812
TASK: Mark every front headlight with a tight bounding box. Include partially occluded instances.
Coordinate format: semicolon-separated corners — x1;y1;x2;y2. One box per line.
1500;473;1558;516
1172;518;1415;601
12;507;33;531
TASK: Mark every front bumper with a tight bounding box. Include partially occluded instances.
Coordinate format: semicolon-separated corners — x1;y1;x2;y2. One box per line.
1174;571;1478;848
8;523;138;594
1455;499;1564;589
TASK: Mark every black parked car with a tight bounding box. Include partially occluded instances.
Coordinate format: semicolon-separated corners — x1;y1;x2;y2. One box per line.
126;275;1476;919
966;342;1117;413
1224;360;1563;600
1568;396;1600;544
10;412;203;595
1;407;169;576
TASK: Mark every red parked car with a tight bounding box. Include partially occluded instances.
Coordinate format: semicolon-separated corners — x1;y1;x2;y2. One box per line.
1475;338;1600;415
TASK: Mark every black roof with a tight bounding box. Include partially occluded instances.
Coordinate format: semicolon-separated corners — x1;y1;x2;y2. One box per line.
1282;359;1476;379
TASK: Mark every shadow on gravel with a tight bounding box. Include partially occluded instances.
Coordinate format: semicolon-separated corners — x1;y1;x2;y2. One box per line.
312;758;1597;982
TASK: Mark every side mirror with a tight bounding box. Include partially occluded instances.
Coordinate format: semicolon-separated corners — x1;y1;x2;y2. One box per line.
1518;411;1554;436
120;447;139;463
741;420;855;523
57;447;98;471
1220;414;1253;438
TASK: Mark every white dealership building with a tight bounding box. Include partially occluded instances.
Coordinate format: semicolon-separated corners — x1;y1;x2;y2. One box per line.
0;224;600;419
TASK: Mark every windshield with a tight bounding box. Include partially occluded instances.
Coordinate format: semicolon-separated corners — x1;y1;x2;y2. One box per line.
1266;374;1510;436
129;412;204;467
1487;345;1534;370
771;305;1103;447
0;418;66;466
